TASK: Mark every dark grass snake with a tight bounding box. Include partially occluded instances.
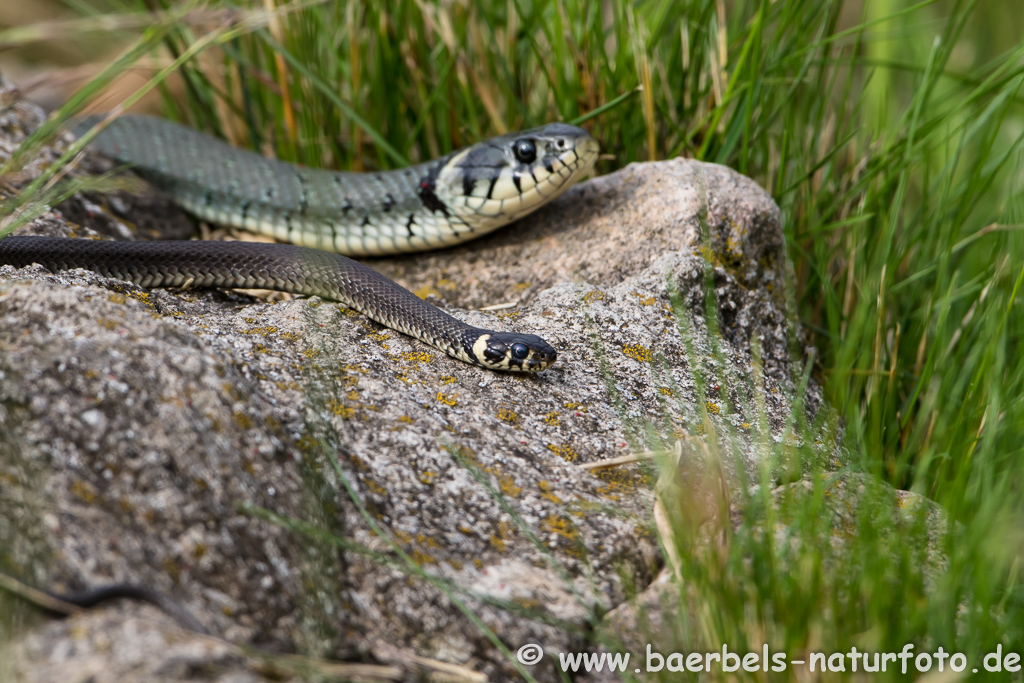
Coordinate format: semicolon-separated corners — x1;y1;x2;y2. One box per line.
0;570;208;634
0;115;599;371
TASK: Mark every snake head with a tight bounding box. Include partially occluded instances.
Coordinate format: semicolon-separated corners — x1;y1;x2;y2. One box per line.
431;123;600;232
466;331;557;372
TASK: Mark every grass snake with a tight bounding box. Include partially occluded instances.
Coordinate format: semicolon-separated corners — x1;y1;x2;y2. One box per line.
0;115;599;371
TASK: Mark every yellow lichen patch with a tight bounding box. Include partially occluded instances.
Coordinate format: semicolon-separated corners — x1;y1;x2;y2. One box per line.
243;326;279;336
163;558;182;585
436;392;458;406
660;387;675;397
514;281;531;291
514;597;542;610
411;548;438;566
542;515;582;551
594;464;655;494
440;376;457;385
547;444;579;463
418;470;437;485
705;401;721;415
569;498;603;515
369;332;389;342
473;558;484;569
542;411;561;426
498;474;522;498
563;401;588;413
622;343;653;362
582;290;607;303
365;479;387;497
107;286;154;309
69;480;97;504
96;318;120;331
455;445;523;498
402;351;433;367
497;408;520;425
595;483;622;501
294;434;316;454
397;415;415;424
233;411;253;430
129;291;152;307
447;558;464;570
414;284;438;299
458;524;474;535
346;390;360;400
538;480;562;503
633;291;658;306
394;530;413;544
280;331;301;342
496;309;523;320
489;534;508;552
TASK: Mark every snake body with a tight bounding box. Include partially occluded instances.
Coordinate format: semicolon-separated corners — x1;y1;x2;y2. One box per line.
0;571;208;634
0;116;599;371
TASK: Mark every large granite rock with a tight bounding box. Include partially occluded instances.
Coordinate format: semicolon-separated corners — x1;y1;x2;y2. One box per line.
0;76;826;681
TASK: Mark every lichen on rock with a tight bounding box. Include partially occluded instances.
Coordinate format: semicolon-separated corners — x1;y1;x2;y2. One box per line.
0;73;828;682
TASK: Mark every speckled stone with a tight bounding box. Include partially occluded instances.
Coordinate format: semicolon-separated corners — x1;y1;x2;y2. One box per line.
0;73;834;682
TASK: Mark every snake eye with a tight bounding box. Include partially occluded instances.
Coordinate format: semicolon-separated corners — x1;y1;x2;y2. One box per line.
513;139;537;163
510;343;530;360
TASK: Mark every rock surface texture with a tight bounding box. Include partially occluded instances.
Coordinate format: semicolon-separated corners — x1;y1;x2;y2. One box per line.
0;76;822;682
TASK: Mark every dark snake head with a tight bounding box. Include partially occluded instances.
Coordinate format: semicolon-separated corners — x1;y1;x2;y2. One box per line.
464;330;557;372
433;123;600;231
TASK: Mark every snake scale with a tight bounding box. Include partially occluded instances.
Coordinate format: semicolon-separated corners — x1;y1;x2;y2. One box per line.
0;115;599;371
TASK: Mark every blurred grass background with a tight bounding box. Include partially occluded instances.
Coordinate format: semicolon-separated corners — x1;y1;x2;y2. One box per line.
1;0;1023;678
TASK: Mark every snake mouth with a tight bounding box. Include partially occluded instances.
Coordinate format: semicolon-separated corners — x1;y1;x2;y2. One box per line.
575;135;601;167
518;349;558;373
